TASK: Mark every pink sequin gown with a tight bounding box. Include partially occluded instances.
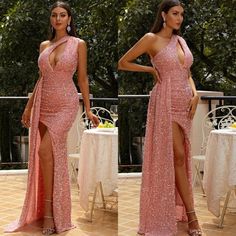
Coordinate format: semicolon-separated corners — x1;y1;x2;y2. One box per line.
5;35;80;233
138;34;194;236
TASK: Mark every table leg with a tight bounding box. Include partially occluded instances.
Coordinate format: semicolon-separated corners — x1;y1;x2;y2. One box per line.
218;190;232;228
88;181;106;222
99;181;106;209
89;183;99;222
194;162;206;196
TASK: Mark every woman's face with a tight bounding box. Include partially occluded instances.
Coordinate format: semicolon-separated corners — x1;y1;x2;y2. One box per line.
50;7;71;32
163;5;184;30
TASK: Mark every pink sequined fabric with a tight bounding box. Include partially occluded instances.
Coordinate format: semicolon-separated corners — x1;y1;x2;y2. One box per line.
5;36;80;233
138;35;194;236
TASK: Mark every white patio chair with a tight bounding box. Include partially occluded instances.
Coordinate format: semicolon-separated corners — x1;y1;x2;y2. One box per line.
68;107;113;182
192;105;236;226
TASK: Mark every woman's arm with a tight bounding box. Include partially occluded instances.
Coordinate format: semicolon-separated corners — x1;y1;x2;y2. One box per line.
188;71;198;97
77;40;99;126
188;71;199;119
21;41;48;128
118;33;159;82
24;74;41;112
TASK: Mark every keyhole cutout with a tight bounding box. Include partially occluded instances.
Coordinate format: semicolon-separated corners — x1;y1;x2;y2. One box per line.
49;41;67;70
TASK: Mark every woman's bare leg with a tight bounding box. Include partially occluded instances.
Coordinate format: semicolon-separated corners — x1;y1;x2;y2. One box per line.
38;122;55;230
172;122;200;231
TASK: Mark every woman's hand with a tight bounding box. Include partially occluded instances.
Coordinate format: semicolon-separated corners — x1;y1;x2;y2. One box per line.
149;67;161;85
21;108;31;128
188;95;199;120
86;110;100;127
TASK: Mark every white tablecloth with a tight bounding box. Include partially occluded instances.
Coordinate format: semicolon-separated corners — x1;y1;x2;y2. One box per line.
203;129;236;216
77;128;118;211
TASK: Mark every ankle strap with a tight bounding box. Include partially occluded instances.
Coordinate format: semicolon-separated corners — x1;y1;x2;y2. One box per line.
188;218;198;224
186;210;195;214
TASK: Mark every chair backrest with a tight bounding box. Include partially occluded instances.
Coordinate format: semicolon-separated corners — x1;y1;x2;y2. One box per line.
200;105;236;154
79;107;113;129
75;107;113;153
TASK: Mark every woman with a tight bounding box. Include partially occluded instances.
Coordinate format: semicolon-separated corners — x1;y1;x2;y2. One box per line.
5;1;99;235
118;0;201;235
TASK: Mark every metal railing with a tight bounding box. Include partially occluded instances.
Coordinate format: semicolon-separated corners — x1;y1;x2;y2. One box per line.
201;96;236;111
0;96;28;169
117;94;236;172
118;95;149;172
1;95;235;172
0;96;118;170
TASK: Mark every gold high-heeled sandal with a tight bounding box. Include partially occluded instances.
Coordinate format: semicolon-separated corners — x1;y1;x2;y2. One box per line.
42;216;56;235
42;200;55;235
186;211;202;236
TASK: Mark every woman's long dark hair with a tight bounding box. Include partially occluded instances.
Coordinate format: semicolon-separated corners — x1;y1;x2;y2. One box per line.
48;1;77;40
151;0;184;35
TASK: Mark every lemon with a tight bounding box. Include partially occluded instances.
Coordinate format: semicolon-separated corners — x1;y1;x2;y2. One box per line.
98;123;104;128
230;122;236;128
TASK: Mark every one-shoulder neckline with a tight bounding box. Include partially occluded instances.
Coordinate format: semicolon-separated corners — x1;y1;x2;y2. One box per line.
41;35;70;53
151;34;176;61
50;35;70;44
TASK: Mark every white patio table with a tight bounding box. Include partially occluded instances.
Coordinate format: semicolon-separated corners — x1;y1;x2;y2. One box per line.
77;128;118;218
203;129;236;219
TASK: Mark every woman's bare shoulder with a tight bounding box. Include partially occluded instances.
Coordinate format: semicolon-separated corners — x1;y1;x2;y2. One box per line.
77;38;86;46
142;32;159;42
70;36;84;43
75;38;87;56
39;40;50;53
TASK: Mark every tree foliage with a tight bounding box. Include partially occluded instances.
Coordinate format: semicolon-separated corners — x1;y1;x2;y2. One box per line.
1;0;234;96
0;1;50;95
0;0;119;97
183;0;236;94
118;0;159;95
74;0;120;97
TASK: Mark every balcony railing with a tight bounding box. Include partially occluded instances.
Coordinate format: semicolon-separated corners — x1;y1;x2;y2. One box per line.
1;95;235;172
0;97;28;169
0;96;118;170
201;96;236;111
118;95;149;172
117;94;236;172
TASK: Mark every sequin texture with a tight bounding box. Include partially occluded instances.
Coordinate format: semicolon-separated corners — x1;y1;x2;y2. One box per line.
138;35;195;236
5;36;80;233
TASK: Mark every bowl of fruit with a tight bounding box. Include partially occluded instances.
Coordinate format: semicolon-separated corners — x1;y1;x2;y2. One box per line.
229;122;236;132
97;121;115;132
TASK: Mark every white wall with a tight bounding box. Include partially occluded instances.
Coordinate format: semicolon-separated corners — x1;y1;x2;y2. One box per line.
190;90;224;156
67;93;93;154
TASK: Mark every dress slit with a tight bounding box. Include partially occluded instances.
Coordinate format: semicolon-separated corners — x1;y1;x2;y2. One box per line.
171;119;193;222
38;117;73;232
